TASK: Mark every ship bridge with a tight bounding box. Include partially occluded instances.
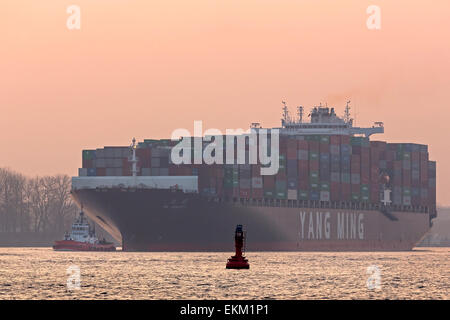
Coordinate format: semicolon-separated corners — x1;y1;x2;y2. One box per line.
254;101;384;138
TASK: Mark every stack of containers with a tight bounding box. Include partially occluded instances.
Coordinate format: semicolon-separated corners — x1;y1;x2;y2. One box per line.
151;147;170;176
360;138;370;202
275;151;287;200
319;136;330;201
369;141;385;203
428;161;436;206
263;175;276;199
286;139;298;200
401;145;412;206
82;150;96;171
392;158;403;205
420;146;429;204
330;136;340;201
410;144;421;206
308;137;320;201
137;146;151;176
251;164;263;199
103;147;129;176
239;164;251;198
80;137;436;210
297;140;309;200
223;165;233;197
340;136;351;201
350;153;361;202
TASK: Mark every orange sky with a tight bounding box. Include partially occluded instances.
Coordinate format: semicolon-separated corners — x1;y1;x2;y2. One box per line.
1;1;449;205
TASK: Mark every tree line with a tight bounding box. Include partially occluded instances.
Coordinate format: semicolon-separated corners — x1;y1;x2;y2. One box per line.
0;168;78;234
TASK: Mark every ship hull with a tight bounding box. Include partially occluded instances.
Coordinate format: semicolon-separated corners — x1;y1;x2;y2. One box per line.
53;240;116;251
71;188;431;252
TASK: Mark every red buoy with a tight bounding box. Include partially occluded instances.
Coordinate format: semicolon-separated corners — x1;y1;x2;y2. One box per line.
226;225;249;269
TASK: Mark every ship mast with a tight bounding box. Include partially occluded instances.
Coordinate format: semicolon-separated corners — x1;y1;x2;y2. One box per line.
130;137;138;177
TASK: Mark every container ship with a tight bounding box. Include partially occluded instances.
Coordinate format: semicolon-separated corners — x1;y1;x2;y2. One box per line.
71;102;437;251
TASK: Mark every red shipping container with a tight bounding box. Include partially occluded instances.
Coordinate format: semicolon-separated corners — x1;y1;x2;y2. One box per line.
309;141;319;151
251;188;263;199
370;148;379;161
386;151;395;162
136;148;151;168
330;135;340;145
330;182;341;201
352;146;361;155
287;147;297;160
341;135;350;144
82;159;93;169
351;184;360;193
263;175;275;188
287;139;297;149
340;183;351;200
420;161;428;183
320;143;329;153
309;160;319;171
402;170;411;187
370;191;379;203
96;168;106;176
298;179;308;190
297;140;308;150
370;166;379;182
361;174;370;185
298;160;308;170
351;155;360;173
251;164;261;176
239;188;251;198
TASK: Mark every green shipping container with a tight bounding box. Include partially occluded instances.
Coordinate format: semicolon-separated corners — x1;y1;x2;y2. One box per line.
403;188;411;196
264;190;274;198
320;182;330;191
309;152;319;161
309;171;319;181
310;182;319;190
82;150;96;160
298;190;309;200
361;184;370;194
351;193;360;201
275;191;287;199
306;135;321;141
350;137;369;147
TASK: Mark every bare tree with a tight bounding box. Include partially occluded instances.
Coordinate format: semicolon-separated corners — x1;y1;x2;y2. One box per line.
0;168;78;236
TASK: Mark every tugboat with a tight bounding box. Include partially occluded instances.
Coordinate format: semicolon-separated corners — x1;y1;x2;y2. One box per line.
53;209;116;251
226;225;249;269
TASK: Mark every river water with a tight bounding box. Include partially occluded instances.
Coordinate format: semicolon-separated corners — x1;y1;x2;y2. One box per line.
0;247;448;299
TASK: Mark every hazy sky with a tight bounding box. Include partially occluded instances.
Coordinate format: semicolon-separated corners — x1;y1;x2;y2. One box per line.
1;1;449;205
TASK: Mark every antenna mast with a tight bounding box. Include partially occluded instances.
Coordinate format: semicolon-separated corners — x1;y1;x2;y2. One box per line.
344;100;351;124
297;106;304;123
281;101;290;125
